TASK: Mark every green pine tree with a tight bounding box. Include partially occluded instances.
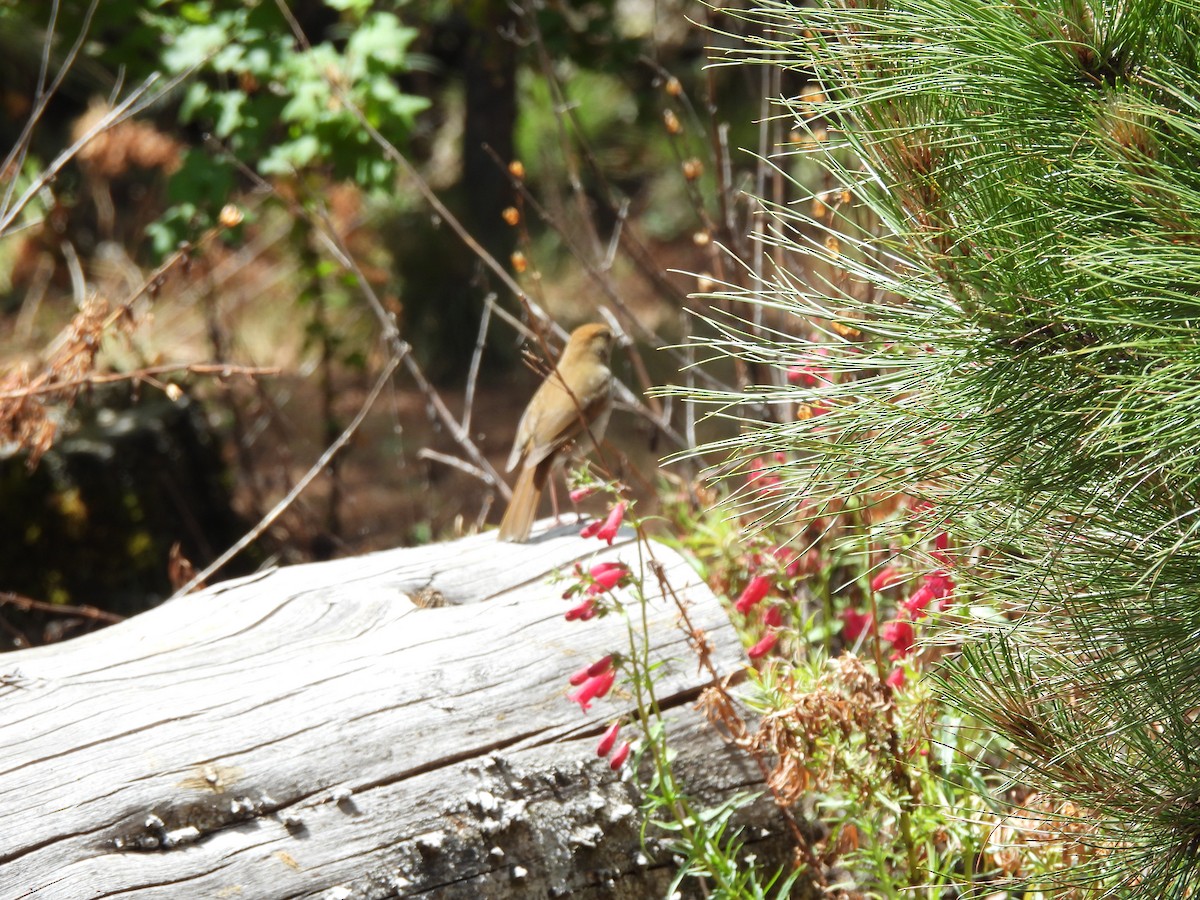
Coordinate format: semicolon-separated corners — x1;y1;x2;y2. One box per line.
692;0;1200;893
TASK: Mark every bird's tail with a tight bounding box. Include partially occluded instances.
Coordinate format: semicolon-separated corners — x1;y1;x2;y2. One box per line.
498;466;542;542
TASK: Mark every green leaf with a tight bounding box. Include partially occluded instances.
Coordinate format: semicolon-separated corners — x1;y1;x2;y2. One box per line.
210;40;247;74
346;13;418;77
280;79;329;126
178;82;210;123
211;91;246;138
177;2;211;24
259;134;322;175
161;22;227;72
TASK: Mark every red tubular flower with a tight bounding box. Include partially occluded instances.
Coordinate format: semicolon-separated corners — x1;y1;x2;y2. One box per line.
841;608;874;641
771;546;797;573
596;721;621;757
786;364;829;387
565;598;597;621
590;562;625;578
582;502;625;545
925;570;954;599
772;545;802;578
609;740;632;770
870;566;901;592
902;585;934;619
569;485;597;503
935;531;949;551
585;655;613;677
748;631;778;659
567;669;616;712
734;575;771;614
762;605;784;628
887;666;907;689
881;619;915;658
586;562;629;595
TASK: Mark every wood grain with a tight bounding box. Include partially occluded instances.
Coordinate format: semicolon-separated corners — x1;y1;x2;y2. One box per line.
0;521;776;899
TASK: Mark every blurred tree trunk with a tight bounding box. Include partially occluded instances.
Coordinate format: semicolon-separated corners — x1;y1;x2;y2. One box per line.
397;0;519;383
460;0;517;274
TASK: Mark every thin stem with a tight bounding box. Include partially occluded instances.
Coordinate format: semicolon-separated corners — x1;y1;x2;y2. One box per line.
171;353;402;598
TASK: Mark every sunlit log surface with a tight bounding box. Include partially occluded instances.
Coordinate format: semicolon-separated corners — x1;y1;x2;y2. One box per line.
0;520;788;899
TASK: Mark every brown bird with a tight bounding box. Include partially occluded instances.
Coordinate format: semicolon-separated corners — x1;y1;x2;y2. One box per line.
498;323;615;542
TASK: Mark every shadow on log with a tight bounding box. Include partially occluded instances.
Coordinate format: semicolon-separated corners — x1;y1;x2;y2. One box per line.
0;520;802;898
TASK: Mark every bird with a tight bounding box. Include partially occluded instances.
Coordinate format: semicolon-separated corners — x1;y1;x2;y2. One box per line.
498;323;615;543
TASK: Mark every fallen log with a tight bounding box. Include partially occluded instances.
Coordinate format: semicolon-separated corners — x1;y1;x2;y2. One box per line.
0;520;789;899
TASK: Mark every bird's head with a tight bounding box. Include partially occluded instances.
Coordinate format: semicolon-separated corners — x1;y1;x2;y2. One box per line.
564;322;615;364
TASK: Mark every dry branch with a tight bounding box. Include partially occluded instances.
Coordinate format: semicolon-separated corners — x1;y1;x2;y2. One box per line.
0;522;791;899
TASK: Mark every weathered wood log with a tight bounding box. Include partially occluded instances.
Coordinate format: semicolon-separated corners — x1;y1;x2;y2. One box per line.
0;520;789;899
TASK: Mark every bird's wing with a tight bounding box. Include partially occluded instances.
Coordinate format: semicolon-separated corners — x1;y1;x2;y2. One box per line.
521;377;610;471
506;395;538;472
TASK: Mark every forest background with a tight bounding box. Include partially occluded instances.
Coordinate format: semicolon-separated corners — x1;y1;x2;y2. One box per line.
0;0;775;628
7;0;1197;895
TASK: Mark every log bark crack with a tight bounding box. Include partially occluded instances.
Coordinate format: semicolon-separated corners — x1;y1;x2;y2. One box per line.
0;522;802;899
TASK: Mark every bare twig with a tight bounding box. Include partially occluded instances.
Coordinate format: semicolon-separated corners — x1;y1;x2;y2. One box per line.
0;363;279;400
417;448;494;484
682;312;697;449
0;591;124;625
519;23;692;311
200;135;515;498
0;68;194;237
602;197;628;272
271;0;695;455
461;293;495;431
397;341;513;500
0;0;99;217
61;240;86;308
521;3;606;263
170;353;403;598
482;143;689;411
34;1;61;100
645;553;828;886
275;0;536;321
